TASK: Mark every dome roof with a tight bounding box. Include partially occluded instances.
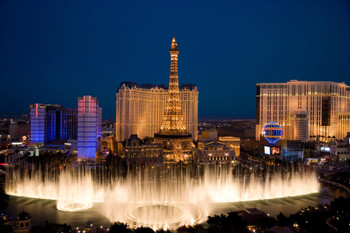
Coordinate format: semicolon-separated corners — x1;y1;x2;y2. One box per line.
17;211;31;220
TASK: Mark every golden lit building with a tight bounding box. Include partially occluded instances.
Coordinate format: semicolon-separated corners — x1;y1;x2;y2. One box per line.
154;37;195;162
116;39;198;142
195;141;235;163
124;134;163;164
338;113;350;140
218;136;240;156
256;80;350;142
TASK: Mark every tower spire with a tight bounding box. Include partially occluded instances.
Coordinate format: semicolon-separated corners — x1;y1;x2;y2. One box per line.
154;37;194;162
171;36;178;51
159;37;185;134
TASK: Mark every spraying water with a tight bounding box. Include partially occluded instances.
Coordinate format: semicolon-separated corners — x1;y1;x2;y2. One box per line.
5;164;320;230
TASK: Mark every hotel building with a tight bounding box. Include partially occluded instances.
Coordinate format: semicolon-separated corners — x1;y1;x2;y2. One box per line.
116;38;198;143
256;80;350;142
30;104;77;143
116;82;198;141
77;96;102;160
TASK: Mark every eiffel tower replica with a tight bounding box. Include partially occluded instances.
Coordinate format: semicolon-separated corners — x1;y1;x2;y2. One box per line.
154;37;194;162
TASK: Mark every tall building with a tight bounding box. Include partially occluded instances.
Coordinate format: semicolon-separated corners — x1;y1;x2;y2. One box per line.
30;104;46;143
77;95;102;160
256;80;350;142
62;108;78;140
154;37;195;161
115;41;198;142
158;37;187;135
30;104;77;143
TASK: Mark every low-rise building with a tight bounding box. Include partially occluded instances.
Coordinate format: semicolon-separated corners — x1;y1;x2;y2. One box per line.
195;140;235;163
124;134;163;164
218;136;240;157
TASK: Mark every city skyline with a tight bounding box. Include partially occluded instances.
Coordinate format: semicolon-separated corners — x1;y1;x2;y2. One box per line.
1;0;350;119
1;1;350;232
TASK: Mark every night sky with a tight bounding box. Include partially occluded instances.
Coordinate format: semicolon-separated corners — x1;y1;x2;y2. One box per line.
1;0;350;119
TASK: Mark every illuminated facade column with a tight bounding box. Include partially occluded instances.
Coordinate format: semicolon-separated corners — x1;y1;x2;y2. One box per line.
180;86;199;140
77;96;101;160
291;111;309;142
338;113;350;139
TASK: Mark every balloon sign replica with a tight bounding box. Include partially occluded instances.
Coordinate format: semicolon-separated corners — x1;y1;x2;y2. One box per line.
263;122;283;144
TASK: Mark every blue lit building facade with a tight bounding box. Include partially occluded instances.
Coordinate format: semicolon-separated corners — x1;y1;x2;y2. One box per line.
62;108;78;140
77;96;102;160
46;108;57;142
30;104;46;143
30;104;78;144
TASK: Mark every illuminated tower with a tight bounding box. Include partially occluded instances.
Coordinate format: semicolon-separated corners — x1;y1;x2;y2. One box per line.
154;37;194;161
159;37;187;134
77;96;102;160
30;104;46;143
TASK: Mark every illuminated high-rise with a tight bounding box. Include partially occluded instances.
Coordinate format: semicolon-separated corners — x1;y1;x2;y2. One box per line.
116;83;198;141
158;37;187;135
30;104;47;143
256;80;350;142
30;104;77;143
77;96;102;160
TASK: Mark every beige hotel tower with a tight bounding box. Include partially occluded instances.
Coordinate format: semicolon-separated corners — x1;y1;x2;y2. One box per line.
116;38;198;142
256;80;350;142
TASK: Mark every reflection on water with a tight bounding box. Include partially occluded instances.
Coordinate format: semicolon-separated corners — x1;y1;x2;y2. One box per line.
6;197;109;227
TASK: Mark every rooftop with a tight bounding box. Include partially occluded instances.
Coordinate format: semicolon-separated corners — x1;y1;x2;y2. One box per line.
119;82;198;91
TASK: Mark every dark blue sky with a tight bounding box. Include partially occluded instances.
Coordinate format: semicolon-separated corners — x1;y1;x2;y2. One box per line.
1;0;350;119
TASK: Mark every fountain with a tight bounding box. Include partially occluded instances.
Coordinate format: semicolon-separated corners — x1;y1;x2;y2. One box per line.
5;164;320;230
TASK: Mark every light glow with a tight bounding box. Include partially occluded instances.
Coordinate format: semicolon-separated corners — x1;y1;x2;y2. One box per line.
6;165;320;230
